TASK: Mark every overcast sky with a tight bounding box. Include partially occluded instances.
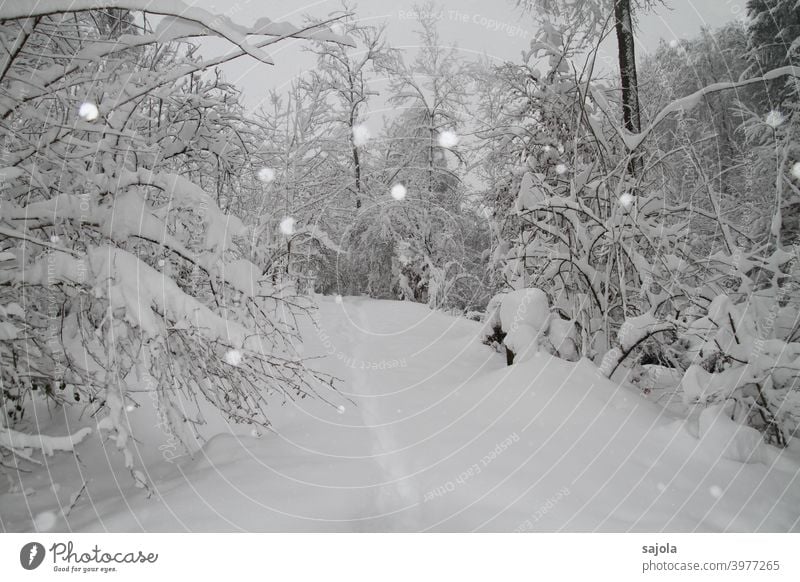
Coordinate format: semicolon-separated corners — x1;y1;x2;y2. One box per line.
190;0;747;112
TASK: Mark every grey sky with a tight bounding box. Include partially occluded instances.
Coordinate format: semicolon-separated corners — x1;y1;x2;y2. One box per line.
191;0;746;112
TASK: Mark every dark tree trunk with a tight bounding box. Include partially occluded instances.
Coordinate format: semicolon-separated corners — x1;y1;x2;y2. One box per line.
614;0;642;175
351;110;362;209
352;142;362;209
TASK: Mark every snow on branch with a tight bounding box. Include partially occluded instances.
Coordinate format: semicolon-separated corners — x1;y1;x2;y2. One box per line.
592;65;800;152
3;1;259;65
12;245;262;348
0;225;81;256
0;15;352;121
0;423;92;458
0;1;354;66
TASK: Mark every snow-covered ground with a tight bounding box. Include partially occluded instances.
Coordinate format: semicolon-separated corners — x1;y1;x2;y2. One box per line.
2;297;799;532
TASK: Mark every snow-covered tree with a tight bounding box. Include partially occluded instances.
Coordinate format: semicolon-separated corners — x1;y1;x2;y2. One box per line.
301;11;397;296
252;79;345;295
307;8;391;211
364;4;477;308
0;2;350;480
515;0;666;174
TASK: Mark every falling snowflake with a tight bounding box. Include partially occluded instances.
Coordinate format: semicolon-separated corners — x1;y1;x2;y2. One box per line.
34;511;57;531
709;485;723;499
251;428;262;438
78;102;99;121
330;22;346;37
765;110;785;128
791;162;800;180
337;405;346;414
352;124;370;147
543;145;551;152
49;235;59;243
125;404;135;412
390;183;407;201
279;216;296;235
669;39;679;48
656;482;666;492
157;259;165;267
257;167;276;183
555;163;568;175
437;130;459;148
224;349;243;366
334;294;343;304
619;192;635;211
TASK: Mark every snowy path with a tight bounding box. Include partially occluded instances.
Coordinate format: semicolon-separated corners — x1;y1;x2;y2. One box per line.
334;300;423;528
2;296;800;532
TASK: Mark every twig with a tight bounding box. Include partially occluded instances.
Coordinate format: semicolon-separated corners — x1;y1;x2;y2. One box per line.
607;323;676;378
62;479;88;518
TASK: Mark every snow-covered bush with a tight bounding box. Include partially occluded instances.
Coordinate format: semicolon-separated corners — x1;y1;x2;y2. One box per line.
599;310;677;378
677;295;800;445
0;2;348;479
598;291;800;445
481;288;580;364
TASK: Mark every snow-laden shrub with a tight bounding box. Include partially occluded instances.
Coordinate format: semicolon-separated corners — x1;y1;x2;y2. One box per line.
677;295;800;446
602;292;800;446
599;310;678;378
481;288;580;364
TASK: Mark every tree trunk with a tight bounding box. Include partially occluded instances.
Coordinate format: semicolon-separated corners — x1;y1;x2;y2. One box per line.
614;0;642;175
351;111;362;209
352;142;362;209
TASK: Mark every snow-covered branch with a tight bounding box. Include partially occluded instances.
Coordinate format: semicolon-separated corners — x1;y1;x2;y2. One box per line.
593;65;800;151
0;1;353;66
0;423;92;458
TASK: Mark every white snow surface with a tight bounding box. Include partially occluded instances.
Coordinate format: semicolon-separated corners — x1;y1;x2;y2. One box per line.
698;404;772;465
2;297;799;532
